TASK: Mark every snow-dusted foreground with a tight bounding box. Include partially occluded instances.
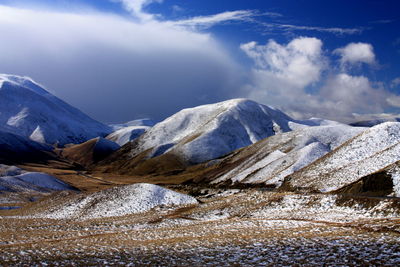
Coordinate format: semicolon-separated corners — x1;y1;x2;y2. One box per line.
37;183;198;219
1;188;399;265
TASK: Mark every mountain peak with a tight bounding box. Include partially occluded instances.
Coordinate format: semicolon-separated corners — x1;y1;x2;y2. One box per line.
0;74;111;145
97;98;340;175
0;74;50;96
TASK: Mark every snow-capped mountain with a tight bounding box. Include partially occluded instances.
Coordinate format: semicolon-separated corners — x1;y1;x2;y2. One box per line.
0;74;111;145
109;119;155;131
209;124;365;187
283;122;400;193
350;117;400;127
113;99;338;165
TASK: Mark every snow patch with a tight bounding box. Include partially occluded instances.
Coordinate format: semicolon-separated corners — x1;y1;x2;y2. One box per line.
30;126;46;144
41;183;198;219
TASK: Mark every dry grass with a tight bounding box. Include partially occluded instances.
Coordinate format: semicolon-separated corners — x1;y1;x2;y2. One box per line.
1;188;400;265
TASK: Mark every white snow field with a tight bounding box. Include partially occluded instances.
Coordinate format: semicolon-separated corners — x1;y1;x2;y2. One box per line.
41;183;198;219
109;118;155;131
286;122;400;192
211;124;365;187
127;98;341;164
0;74;111;145
0;165;75;193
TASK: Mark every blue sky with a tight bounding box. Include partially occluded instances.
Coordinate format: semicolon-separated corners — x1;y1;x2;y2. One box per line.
0;0;399;123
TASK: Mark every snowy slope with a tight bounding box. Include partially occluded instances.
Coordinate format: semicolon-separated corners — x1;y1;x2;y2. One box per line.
210;124;364;187
0;165;75;193
0;74;111;145
123;99;335;165
106;126;150;146
41;183;198;219
285;122;400;192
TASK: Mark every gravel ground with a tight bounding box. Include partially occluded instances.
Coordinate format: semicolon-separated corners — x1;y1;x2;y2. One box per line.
1;190;399;266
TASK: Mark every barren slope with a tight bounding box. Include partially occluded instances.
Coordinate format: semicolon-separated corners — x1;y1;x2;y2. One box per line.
283;122;400;193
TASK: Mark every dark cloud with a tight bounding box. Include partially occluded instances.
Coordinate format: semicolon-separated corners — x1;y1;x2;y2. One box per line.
0;5;241;123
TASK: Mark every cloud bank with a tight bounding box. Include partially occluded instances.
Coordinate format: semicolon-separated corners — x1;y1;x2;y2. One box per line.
0;4;241;122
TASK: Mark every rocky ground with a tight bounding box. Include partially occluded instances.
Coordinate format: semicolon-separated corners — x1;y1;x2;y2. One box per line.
1;189;400;266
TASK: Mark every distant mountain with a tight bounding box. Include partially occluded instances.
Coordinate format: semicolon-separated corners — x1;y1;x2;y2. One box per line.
97;99;344;175
0;74;111;146
109;119;156;131
350;117;400;127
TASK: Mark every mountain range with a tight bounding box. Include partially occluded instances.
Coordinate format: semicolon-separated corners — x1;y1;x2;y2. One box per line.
1;74;400;198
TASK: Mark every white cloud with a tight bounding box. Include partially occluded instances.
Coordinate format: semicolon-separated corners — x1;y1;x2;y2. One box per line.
334;42;376;66
241;37;325;89
391;77;400;88
112;0;256;29
112;0;163;21
320;73;391;115
263;12;283;18
274;24;363;35
259;22;362;35
170;10;255;30
242;37;400;122
0;5;241;122
171;5;184;13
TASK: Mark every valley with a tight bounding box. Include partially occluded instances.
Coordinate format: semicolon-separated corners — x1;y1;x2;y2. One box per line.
0;75;399;265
